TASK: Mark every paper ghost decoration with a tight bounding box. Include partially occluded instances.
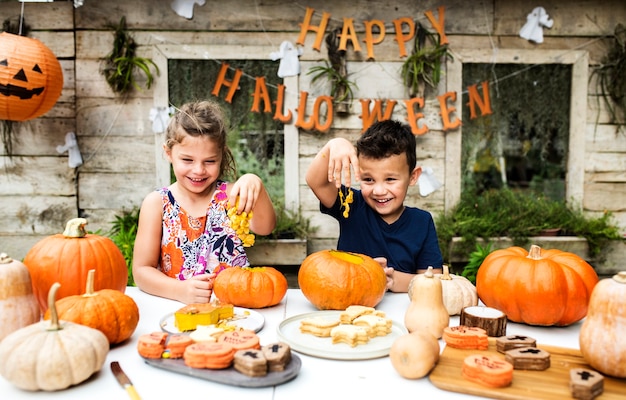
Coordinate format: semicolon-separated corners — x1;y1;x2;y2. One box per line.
149;106;175;133
417;167;442;196
56;132;83;168
171;0;206;19
270;41;304;78
520;7;554;43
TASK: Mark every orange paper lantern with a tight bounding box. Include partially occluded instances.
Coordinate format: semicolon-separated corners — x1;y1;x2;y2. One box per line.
0;32;63;121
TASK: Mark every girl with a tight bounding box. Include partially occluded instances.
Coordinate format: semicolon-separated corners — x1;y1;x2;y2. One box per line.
133;101;276;304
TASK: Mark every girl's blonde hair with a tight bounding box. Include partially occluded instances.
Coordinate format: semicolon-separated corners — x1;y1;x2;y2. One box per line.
165;100;236;180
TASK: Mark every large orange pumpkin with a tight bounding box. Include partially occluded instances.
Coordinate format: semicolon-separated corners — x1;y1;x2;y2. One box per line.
213;266;288;308
298;249;387;310
0;32;63;121
23;218;128;313
476;244;599;326
44;269;139;345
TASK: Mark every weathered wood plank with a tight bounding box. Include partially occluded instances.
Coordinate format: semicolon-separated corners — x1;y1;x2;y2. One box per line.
0;1;73;31
0;156;75;195
585;152;626;172
0;196;76;235
76;98;154;137
583;182;626;211
0;119;75;156
0;234;46;261
78;172;154;211
585;124;626;152
76;135;156;174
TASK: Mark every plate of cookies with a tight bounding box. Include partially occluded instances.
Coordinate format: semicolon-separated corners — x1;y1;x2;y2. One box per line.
138;330;301;387
277;305;408;360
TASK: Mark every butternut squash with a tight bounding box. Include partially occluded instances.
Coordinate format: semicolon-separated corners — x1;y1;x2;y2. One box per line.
389;329;440;379
404;266;449;338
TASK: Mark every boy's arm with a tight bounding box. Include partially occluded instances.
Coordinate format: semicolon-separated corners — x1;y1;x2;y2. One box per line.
305;137;359;208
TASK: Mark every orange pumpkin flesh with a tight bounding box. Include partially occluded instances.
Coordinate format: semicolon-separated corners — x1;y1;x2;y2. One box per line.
298;250;387;310
213;266;288;309
23;218;128;313
44;269;139;344
476;244;598;326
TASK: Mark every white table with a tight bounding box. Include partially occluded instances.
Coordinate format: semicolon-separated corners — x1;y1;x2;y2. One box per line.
0;288;584;399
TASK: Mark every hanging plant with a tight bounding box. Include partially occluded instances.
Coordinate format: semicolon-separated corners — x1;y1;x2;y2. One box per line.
101;17;159;95
401;23;452;98
307;28;357;114
592;23;626;131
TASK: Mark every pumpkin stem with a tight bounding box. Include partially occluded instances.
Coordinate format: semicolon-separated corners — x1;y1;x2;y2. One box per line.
0;252;12;264
613;271;626;284
424;266;434;278
441;264;452;280
63;218;88;238
47;282;63;331
84;269;97;296
527;244;543;260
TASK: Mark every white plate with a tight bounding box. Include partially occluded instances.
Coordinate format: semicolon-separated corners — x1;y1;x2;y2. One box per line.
277;311;408;360
160;307;265;334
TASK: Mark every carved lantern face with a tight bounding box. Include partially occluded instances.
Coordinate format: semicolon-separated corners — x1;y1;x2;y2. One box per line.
0;32;63;121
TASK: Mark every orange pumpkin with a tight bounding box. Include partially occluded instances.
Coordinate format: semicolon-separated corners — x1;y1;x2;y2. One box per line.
476;244;598;326
213;266;288;308
44;269;139;344
0;32;63;121
298;249;387;310
23;218;128;313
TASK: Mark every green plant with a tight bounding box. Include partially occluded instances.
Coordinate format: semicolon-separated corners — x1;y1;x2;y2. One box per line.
308;60;358;105
108;207;140;286
461;242;493;285
257;205;316;240
592;23;626;131
436;188;623;263
101;16;159;94
401;23;452;98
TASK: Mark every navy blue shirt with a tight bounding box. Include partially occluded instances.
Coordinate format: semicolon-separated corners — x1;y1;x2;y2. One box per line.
321;186;443;273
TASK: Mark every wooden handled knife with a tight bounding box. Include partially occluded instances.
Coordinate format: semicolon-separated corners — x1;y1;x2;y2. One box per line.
111;361;141;400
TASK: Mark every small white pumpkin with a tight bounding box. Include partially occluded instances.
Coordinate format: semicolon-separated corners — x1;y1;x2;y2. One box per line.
0;282;109;391
437;265;478;315
0;252;40;341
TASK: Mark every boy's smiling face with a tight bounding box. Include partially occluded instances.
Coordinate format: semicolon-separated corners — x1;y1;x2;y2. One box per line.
358;152;421;224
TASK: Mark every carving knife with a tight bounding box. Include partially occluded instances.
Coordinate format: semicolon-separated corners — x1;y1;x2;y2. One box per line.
111;361;141;400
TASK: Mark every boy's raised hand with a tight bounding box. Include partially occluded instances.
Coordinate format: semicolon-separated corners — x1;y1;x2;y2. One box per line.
326;137;360;187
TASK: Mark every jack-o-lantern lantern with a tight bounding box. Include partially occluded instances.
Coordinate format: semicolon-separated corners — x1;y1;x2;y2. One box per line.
0;32;63;121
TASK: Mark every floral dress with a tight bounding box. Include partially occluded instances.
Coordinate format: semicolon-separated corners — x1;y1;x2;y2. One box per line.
157;181;249;280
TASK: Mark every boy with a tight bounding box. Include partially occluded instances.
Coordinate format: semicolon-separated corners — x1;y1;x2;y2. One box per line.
305;120;443;292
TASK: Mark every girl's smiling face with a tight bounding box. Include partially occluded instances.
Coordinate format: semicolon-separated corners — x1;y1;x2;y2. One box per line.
358;153;421;224
166;132;222;195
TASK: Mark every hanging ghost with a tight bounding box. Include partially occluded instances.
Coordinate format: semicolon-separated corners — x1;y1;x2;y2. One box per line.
170;0;206;19
417;167;442;196
270;41;303;78
149;106;175;133
56;132;83;168
519;7;554;43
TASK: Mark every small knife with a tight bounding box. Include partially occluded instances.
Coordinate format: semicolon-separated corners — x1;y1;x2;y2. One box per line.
111;361;141;400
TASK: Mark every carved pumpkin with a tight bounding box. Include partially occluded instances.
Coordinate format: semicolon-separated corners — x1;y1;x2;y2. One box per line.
44;269;139;344
213;266;288;308
0;253;40;340
0;32;63;121
23;218;128;313
298;249;387;310
476;244;599;326
0;282;109;391
579;271;626;378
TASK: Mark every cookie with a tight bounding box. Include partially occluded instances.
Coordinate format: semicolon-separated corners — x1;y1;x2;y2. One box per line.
505;347;550;370
165;334;193;359
496;335;537;353
352;314;392;337
233;349;268;377
299;316;340;337
137;332;168;359
262;342;292;372
330;324;370;347
339;305;384;324
189;325;224;343
183;342;235;369
443;325;489;350
218;329;261;351
570;368;604;400
462;354;513;388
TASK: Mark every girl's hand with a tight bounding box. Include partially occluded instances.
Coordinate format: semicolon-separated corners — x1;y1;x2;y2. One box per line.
180;273;216;304
229;173;263;214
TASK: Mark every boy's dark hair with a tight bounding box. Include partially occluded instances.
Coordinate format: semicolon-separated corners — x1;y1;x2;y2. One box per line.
356;120;417;172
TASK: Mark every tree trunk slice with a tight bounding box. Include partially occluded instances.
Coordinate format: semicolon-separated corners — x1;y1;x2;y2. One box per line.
460;306;507;337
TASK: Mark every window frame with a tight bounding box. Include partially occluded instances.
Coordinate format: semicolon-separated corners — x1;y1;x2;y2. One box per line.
445;49;588;212
152;44;300;212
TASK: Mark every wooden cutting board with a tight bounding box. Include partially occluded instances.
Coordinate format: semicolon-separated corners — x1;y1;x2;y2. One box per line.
429;340;626;399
